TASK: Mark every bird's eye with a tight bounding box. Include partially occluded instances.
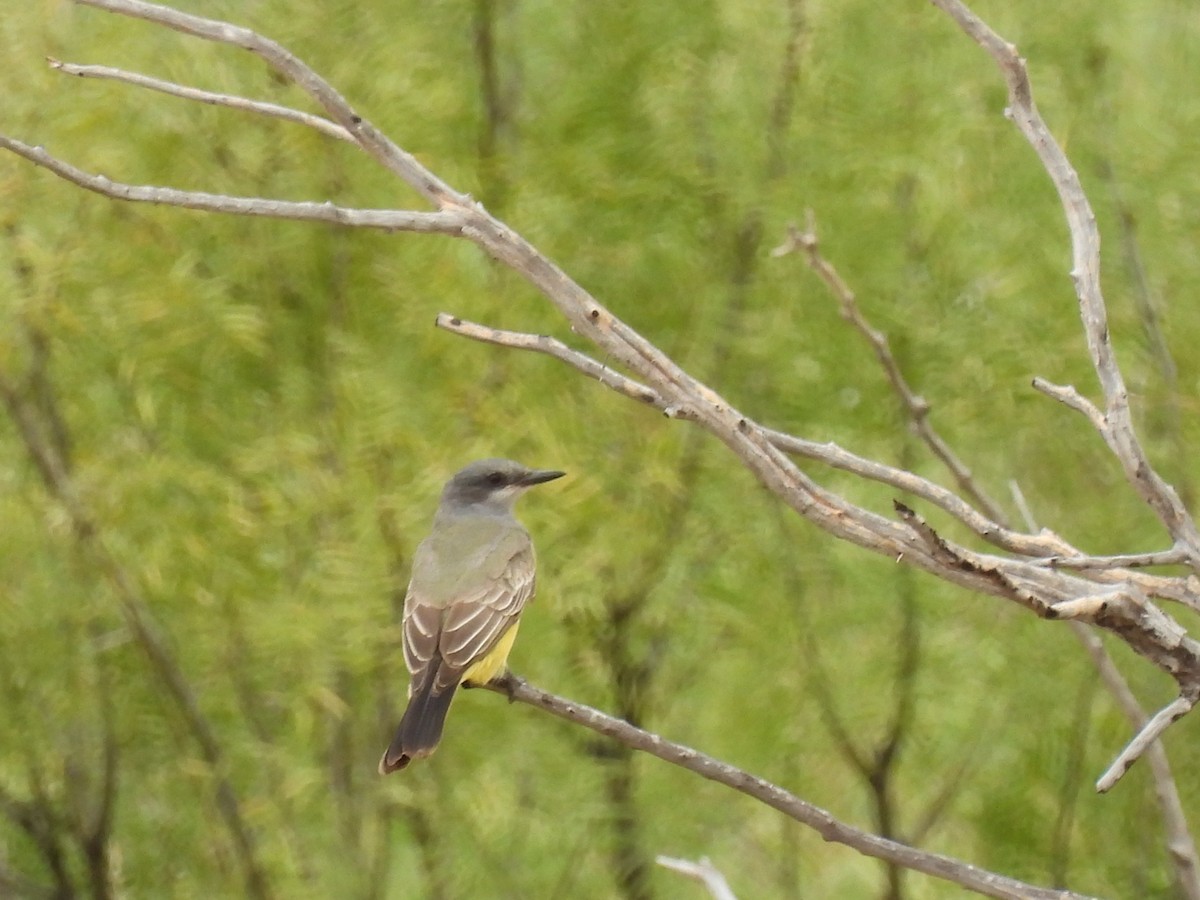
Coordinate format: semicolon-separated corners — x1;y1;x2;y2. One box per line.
487;471;505;486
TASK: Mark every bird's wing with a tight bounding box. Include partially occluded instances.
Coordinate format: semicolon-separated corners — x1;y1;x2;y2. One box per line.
402;538;536;694
440;542;534;665
402;590;443;677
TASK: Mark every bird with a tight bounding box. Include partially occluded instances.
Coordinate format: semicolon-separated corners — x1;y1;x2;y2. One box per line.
379;458;565;774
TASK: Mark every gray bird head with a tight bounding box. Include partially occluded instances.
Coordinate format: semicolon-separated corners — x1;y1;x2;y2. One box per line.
440;458;565;515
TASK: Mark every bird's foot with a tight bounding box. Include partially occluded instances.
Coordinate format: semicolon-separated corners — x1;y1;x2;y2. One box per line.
490;670;525;703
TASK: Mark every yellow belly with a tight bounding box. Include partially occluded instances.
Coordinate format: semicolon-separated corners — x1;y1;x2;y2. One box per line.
461;621;520;686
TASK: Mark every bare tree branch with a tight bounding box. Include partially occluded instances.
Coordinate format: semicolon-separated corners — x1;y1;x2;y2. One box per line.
1074;628;1200;898
794;170;1197;891
1031;377;1109;436
72;0;466;208
486;675;1097;900
0;137;466;232
928;0;1200;565
1015;464;1200;896
773;213;1009;526
906;0;1200;811
438;313;1200;624
435;313;687;417
778;2;1200;789
1097;696;1197;793
784;200;1200;858
47;57;354;142
1030;549;1191;571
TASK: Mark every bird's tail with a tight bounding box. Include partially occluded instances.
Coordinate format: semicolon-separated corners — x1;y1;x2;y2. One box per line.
379;673;459;774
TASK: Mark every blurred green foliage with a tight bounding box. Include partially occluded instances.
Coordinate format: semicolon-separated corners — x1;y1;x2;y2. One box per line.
3;0;1200;897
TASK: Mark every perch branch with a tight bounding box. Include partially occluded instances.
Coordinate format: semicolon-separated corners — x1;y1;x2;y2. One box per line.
486;675;1096;900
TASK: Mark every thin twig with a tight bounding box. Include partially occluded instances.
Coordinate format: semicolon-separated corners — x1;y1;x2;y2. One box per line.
48;57;354;142
765;426;1071;556
1031;377;1108;435
1074;628;1200;896
893;501;1053;617
434;313;691;418
0;137;466;232
1097;696;1198;793
73;0;468;208
774;213;1010;525
1013;478;1200;891
439;315;1195;618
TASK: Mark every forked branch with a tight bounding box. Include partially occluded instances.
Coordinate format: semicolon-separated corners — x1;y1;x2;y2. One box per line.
928;0;1200;564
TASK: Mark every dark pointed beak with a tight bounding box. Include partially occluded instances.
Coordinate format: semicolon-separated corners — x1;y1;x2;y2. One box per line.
520;468;566;487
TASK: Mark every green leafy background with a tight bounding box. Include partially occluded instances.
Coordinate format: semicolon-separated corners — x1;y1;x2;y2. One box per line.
3;0;1200;897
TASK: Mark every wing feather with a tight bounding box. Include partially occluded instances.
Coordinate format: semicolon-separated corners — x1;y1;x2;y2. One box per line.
401;533;537;688
440;546;535;667
402;596;442;674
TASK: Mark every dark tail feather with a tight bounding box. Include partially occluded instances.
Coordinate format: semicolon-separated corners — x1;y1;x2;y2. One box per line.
379;677;459;774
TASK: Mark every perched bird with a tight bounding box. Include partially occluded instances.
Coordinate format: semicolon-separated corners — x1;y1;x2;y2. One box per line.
379;458;565;773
